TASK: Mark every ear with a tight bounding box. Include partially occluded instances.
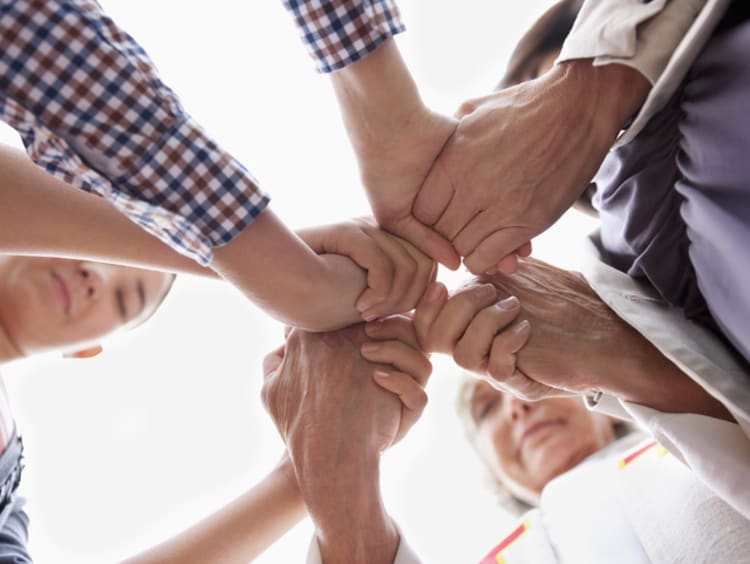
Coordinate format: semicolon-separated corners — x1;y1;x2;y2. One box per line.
63;345;103;359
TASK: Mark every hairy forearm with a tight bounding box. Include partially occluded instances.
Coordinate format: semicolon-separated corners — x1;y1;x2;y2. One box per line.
120;462;306;564
212;209;366;332
0;145;212;276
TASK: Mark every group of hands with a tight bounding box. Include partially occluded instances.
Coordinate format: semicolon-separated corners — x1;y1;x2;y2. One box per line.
257;56;652;558
263;219;651;560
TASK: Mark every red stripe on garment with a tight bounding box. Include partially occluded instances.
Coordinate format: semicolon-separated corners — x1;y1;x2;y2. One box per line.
479;521;528;563
621;440;658;467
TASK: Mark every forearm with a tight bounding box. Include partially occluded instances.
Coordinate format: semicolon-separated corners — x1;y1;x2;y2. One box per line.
0;146;212;277
592;327;734;421
330;39;426;163
212;210;366;332
120;462;306;564
302;451;398;564
553;59;650;156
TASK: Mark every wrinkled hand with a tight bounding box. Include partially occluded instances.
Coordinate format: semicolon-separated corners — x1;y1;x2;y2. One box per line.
472;257;644;400
261;320;431;466
298;218;436;322
261;319;431;562
414;61;647;275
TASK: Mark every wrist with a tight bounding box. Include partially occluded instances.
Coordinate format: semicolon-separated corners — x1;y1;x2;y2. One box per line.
556;59;650;146
300;450;397;563
331;38;428;159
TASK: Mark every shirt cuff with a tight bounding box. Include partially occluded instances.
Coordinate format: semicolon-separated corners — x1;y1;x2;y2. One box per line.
108;117;270;266
282;0;406;73
559;0;701;82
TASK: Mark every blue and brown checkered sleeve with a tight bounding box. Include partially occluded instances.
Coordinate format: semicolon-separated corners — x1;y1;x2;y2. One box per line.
0;0;269;265
282;0;405;73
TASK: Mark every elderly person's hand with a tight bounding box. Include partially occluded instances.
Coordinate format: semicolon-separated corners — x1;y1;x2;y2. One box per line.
261;316;431;563
453;258;734;421
413;61;650;275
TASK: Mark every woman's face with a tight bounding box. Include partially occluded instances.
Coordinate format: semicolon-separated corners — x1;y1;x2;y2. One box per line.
468;381;615;505
0;257;173;356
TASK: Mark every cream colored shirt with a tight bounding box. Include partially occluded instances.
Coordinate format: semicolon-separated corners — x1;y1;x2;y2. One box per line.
558;0;730;145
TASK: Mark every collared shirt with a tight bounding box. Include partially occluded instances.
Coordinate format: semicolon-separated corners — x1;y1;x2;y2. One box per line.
0;0;269;266
281;0;405;73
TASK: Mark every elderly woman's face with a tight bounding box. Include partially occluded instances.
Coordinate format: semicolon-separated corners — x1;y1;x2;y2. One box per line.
468;381;615;504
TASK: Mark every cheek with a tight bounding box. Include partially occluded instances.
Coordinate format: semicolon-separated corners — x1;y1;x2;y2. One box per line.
0;286;58;353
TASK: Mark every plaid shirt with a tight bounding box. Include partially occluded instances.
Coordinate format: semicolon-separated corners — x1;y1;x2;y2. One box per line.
0;0;269;265
282;0;405;73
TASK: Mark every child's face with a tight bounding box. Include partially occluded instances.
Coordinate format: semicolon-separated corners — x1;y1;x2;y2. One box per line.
0;257;173;356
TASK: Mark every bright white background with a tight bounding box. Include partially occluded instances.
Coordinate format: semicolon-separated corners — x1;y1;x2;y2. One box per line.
0;1;597;562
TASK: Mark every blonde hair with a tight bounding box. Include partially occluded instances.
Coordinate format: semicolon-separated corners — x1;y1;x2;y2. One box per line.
455;374;634;515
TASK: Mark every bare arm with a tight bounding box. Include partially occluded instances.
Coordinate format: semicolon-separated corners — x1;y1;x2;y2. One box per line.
0;145;212;276
120;458;305;564
329;39;459;270
0;145;369;331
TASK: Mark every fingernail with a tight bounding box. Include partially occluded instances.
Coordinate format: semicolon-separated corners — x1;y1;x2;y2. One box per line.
498;296;519;310
474;283;496;300
357;296;382;313
374;370;390;379
514;319;530;334
362;310;380;322
361;342;380;354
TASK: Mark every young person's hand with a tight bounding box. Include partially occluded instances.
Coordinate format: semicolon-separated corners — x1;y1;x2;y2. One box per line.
330;39;460;271
298;218;437;322
362;314;431;445
412;279;555;398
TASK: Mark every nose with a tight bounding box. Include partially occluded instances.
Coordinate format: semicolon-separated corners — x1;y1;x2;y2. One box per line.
503;393;532;422
77;263;104;300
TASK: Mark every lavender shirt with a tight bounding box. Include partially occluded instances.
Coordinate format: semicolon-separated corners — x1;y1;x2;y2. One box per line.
594;19;750;364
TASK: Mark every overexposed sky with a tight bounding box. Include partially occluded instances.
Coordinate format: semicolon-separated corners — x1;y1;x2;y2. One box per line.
0;1;598;562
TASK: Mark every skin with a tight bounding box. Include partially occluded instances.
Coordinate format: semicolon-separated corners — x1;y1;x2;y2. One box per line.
414;257;734;422
0;144;435;333
415;59;650;274
0;256;173;361
263;317;431;564
467;380;615;505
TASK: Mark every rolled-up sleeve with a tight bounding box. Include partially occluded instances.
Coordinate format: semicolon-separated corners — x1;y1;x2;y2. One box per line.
0;0;269;265
281;0;405;73
558;0;708;83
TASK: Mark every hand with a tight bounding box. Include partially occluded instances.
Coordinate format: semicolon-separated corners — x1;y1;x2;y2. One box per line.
414;61;650;275
413;279;556;399
331;39;461;270
298;218;437;321
362;314;432;444
471;258;654;400
261;320;430;563
261;320;431;466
